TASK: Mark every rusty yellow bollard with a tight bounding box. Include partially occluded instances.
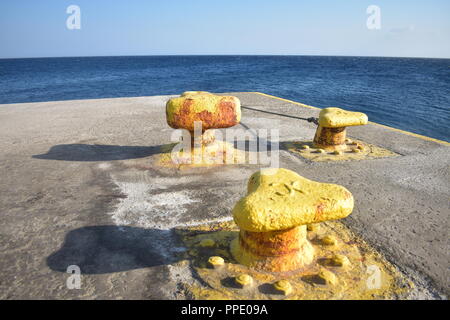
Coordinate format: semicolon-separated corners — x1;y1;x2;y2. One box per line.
231;168;354;272
166;91;241;147
313;107;368;151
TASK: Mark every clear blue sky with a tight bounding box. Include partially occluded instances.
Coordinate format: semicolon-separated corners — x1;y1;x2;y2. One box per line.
1;0;449;58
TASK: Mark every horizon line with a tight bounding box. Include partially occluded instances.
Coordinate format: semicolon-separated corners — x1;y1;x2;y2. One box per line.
1;54;449;60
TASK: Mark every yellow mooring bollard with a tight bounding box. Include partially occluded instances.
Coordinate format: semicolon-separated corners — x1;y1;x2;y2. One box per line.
231;168;354;272
313;107;368;151
163;91;242;166
166;91;241;146
177;168;413;299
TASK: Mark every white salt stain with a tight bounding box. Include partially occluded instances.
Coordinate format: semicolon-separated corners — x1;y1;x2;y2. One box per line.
98;162;112;170
109;179;199;230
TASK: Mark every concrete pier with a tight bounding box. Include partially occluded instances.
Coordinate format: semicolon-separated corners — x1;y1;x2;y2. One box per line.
0;92;448;299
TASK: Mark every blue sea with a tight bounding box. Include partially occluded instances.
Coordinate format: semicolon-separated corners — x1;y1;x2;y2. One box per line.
0;56;448;141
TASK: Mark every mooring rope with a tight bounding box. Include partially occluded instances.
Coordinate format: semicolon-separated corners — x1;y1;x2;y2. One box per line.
241;106;318;125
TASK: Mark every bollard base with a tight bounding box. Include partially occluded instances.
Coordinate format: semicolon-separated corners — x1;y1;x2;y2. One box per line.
155;140;247;168
284;138;398;162
175;220;413;300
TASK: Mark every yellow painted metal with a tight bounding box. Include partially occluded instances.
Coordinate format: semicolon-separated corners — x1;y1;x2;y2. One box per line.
318;108;368;128
273;280;293;295
230;225;315;272
208;256;225;268
199;238;216;247
166;91;241;132
235;274;253;287
284;139;398;162
175;220;413;300
232;168;354;232
230;168;354;272
313;107;368;151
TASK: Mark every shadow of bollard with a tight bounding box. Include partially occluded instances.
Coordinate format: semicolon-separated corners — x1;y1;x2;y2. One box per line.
47;225;183;274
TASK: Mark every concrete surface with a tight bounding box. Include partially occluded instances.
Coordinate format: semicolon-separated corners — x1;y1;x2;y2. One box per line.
0;92;448;299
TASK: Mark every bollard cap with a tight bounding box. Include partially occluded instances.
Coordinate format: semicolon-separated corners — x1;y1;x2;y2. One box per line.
318;108;368;128
232;168;354;232
166;91;241;132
